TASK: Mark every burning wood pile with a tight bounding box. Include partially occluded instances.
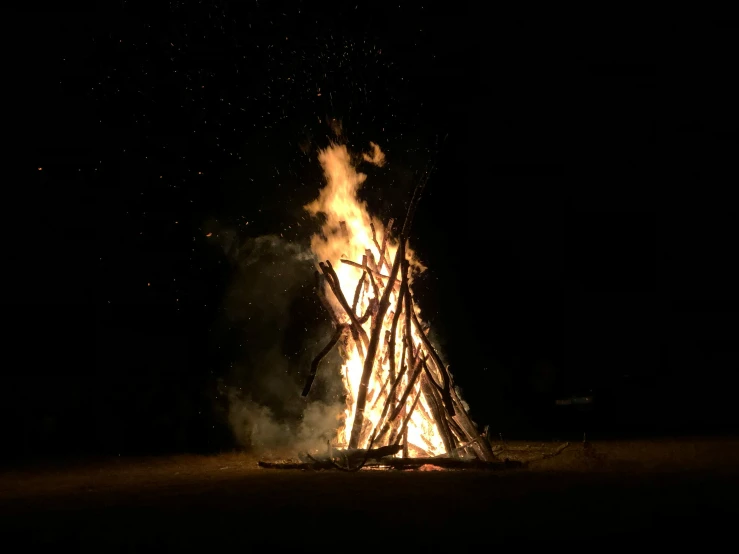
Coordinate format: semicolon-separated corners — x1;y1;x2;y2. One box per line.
260;143;512;471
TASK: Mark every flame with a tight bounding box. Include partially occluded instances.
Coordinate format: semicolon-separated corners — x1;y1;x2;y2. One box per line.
305;142;446;457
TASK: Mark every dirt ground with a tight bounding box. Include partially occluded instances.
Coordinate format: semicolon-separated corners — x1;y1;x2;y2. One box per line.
2;438;738;547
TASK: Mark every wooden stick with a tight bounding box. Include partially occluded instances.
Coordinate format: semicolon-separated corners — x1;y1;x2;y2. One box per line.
393;389;422;447
407;443;430;457
445;412;469;444
366;258;380;300
381;329;391;365
387;276;406;390
315;271;338;325
351;256;367;315
375;352;425;444
410;308;455;416
348;241;406;449
400;172;429;238
367;352;409;447
370;222;391;273
302;324;348;396
258;457;524;471
369;338;416;446
387;334;406;412
379;218;394;271
370;371;391;412
320;261;369;349
449;384;496;462
420;372;456;457
358;297;376;325
339;259;400;288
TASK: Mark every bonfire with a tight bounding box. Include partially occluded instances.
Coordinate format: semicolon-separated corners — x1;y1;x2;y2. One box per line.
260;142;505;471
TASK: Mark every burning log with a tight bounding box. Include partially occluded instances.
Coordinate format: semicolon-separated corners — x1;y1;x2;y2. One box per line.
378;218;394;271
410;309;455;417
320;261;369;350
357;297;377;325
347;240;405;449
315;271;339;325
420;371;456;457
351;255;368;315
339;258;399;288
370;221;392;272
373;351;425;445
258;457;525;471
365;254;381;299
448;384;497;462
392;389;422;447
294;143;498;466
302;323;349;397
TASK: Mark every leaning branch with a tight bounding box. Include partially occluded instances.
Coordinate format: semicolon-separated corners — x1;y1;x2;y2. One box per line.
302;324;348;397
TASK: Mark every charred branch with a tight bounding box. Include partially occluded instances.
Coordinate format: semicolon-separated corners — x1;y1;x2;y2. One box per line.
448;384;497;462
302;324;349;397
348;240;406;449
374;352;425;444
320;261;369;350
420;372;456;457
315;271;338;325
339;259;400;289
410;309;455;417
370;222;392;273
351;256;368;315
258;457;525;471
379;219;394;271
393;389;422;447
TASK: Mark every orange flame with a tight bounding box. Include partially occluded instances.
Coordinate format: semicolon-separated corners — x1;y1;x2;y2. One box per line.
305;142;445;457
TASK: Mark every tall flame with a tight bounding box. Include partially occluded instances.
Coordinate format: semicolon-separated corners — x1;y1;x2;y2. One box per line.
305;143;446;457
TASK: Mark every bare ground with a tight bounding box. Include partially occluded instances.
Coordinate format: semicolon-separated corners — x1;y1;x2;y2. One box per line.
2;438;738;547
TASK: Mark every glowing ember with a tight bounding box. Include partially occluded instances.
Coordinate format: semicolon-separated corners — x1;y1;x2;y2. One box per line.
304;142;450;457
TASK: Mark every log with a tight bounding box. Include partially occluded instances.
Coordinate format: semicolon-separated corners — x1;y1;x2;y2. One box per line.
320;261;369;350
339;259;400;289
407;443;430;457
375;352;425;444
370;222;391;273
379;218;394;272
315;271;338;325
348;240;405;449
357;297;376;325
420;372;456;457
258;457;524;471
387;276;407;392
410;309;455;416
445;413;469;444
393;389;422;447
448;384;497;462
302;324;348;396
370;371;392;411
366;259;380;300
351;256;367;315
368;344;410;447
400;172;429;238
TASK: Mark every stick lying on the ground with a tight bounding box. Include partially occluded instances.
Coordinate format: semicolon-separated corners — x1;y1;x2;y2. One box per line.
258;457;525;471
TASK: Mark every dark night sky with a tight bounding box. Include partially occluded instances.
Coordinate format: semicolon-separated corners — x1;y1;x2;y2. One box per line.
5;5;738;459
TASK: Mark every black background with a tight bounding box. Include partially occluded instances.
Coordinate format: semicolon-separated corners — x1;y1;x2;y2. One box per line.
5;5;738;461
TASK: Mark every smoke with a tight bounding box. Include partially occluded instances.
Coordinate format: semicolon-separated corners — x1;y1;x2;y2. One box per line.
211;228;346;455
225;388;343;454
